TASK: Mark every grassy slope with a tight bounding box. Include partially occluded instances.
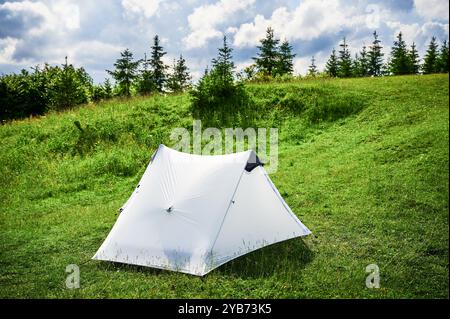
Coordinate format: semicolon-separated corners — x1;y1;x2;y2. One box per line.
0;74;448;298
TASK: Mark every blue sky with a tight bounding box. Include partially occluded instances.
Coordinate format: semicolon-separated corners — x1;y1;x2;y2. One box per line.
0;0;448;83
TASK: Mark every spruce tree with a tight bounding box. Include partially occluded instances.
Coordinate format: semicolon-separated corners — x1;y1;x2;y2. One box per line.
368;31;384;76
212;36;235;84
275;40;295;76
422;37;439;74
190;37;250;126
243;64;257;81
352;53;361;77
389;32;410;75
137;53;155;95
358;45;369;76
308;56;318;76
408;42;420;74
381;58;391;76
106;49;140;97
167;55;191;92
437;40;449;73
253;27;280;76
52;56;91;109
150;35;168;92
338;37;352;77
104;78;113;99
325;48;338;77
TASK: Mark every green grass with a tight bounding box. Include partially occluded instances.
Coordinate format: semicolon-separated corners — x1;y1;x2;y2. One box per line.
0;74;448;298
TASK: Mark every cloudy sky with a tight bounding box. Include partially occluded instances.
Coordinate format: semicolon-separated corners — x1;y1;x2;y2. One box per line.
0;0;449;83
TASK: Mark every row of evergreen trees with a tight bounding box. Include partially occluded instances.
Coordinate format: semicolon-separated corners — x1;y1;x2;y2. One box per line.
1;27;448;122
249;27;296;77
0;35;192;121
106;35;191;97
315;31;449;77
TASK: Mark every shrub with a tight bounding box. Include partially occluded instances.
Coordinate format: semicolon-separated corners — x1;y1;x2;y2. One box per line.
190;37;254;126
0;61;93;122
190;70;254;126
0;70;50;122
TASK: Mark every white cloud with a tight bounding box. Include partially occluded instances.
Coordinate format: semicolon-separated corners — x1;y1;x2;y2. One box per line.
235;59;253;73
0;37;20;64
294;52;327;76
121;0;161;18
52;0;80;30
1;0;449;83
414;0;449;21
386;20;449;54
70;41;123;65
162;1;181;12
294;57;311;76
0;0;80;36
232;0;366;47
183;0;255;49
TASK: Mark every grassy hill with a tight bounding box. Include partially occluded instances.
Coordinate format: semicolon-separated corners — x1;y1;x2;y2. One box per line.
0;74;448;298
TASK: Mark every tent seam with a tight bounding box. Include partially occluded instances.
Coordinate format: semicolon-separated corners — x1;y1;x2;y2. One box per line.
206;151;253;269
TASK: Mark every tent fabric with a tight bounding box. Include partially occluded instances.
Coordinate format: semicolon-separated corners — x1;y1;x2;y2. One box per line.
93;144;311;276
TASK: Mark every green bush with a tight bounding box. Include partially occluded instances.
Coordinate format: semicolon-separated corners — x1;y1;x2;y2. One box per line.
0;62;93;122
189;68;254;126
0;70;49;122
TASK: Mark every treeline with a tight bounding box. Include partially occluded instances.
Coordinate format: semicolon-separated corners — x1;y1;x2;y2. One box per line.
106;35;191;98
1;28;449;122
0;58;93;121
318;32;449;78
0;35;191;122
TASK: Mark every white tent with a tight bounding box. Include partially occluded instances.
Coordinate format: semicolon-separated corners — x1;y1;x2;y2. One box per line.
93;144;311;276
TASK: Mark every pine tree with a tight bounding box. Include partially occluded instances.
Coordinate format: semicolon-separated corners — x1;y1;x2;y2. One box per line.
103;78;113;99
243;64;257;81
308;56;318;76
190;37;250;126
408;42;420;74
52;56;91;109
90;83;105;103
352;53;361;77
389;32;410;75
136;53;154;95
422;37;439;74
253;27;280;76
275;40;295;76
381;58;391;76
437;40;449;73
338;37;352;77
107;49;140;97
325;48;339;77
212;36;235;84
166;58;178;92
167;54;191;93
368;31;384;76
358;45;369;76
149;35;168;92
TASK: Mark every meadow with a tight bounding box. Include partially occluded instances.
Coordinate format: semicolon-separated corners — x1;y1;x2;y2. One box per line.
0;74;448;298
